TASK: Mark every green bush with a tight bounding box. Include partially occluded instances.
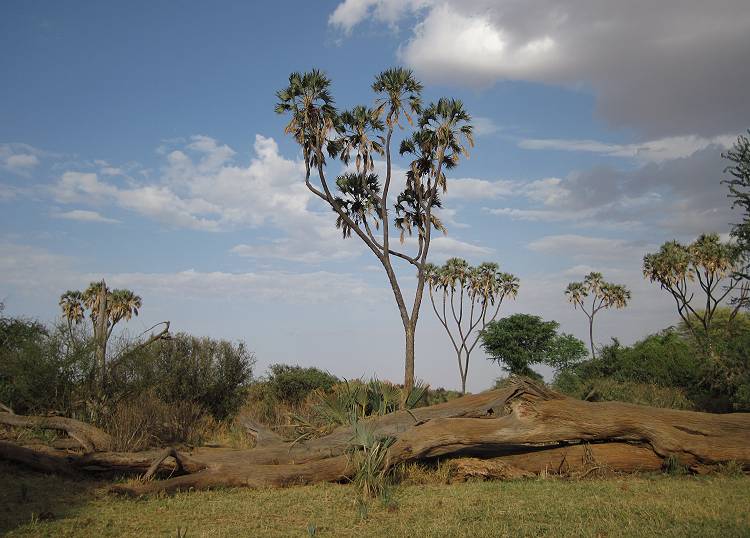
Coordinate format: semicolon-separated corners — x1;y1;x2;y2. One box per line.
557;377;694;410
265;364;339;405
481;314;587;378
0;312;96;415
707;328;750;411
116;333;254;420
590;331;702;389
422;387;463;406
554;321;750;412
290;379;428;441
0;304;254;423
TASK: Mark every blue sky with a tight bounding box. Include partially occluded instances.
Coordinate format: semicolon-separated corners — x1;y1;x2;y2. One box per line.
2;0;748;392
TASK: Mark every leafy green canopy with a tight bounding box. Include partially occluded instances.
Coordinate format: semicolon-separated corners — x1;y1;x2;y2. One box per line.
265;364;340;406
480;314;587;379
723;130;750;258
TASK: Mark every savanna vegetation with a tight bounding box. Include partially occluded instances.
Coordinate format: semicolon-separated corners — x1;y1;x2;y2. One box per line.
1;74;749;536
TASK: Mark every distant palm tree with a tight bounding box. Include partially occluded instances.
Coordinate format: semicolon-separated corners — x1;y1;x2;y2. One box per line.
565;272;631;359
426;258;519;394
59;281;143;388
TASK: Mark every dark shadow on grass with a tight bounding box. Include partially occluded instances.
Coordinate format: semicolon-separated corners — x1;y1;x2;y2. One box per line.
0;461;102;534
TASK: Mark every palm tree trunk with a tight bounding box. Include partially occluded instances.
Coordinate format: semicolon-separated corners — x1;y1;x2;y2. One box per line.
96;281;108;390
588;315;596;359
404;322;415;399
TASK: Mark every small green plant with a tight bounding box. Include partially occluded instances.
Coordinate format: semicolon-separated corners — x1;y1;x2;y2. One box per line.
379;484;399;511
306;522;317;536
355;498;369;521
348;419;396;499
716;460;745;477
663;454;689;475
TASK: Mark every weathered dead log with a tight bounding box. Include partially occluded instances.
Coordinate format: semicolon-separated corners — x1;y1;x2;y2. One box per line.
446;442;664;481
0;411;112;452
236;414;286;448
1;379;748;496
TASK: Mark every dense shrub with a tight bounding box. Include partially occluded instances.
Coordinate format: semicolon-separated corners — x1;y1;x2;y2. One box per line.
107;391;214;451
679;310;750;411
115;333;255;420
707;328;750;411
554;374;693;410
265;364;339;405
1;304;254;424
554;319;750;411
577;331;702;389
0;311;96;415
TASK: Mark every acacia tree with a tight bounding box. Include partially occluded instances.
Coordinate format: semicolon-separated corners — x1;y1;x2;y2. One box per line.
643;234;749;349
59;281;168;390
425;258;518;394
276;69;474;398
481;313;587;378
565;272;631;359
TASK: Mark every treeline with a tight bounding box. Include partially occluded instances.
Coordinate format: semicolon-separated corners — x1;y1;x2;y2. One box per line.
0;306;462;451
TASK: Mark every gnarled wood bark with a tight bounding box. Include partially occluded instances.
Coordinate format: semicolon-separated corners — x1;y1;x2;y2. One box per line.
1;379;748;496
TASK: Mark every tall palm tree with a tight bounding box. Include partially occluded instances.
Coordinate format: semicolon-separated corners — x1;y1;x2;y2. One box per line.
276;68;474;401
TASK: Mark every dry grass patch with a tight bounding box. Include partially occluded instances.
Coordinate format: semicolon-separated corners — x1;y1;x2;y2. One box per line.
1;462;748;537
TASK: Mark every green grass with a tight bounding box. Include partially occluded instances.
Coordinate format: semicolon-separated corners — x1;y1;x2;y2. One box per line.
1;462;748;537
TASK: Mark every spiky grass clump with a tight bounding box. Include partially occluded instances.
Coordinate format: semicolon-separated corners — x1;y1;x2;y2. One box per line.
291;378;428;442
348;420;396;500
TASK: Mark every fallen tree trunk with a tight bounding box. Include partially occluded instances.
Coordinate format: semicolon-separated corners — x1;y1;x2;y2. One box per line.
1;379;747;496
0;411;112;452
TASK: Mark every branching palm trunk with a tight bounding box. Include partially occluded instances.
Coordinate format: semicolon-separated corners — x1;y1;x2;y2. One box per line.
428;282;512;395
276;70;473;406
306;128;446;403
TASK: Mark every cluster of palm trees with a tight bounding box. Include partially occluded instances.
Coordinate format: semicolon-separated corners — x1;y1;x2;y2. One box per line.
59;280;142;387
60;282;141;335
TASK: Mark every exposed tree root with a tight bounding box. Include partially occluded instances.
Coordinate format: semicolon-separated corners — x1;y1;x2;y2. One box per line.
1;379;748;496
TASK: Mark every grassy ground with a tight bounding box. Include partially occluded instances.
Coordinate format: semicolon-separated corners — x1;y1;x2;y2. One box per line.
1;462;748;537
